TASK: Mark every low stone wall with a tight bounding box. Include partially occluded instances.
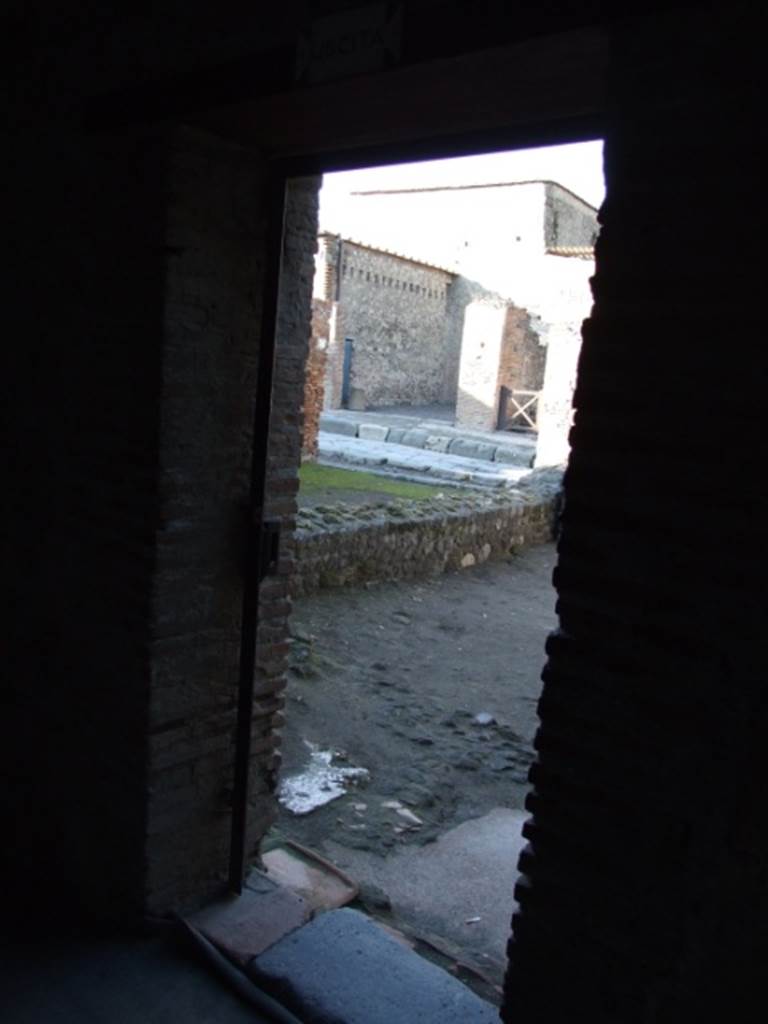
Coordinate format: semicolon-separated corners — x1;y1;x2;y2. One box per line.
292;472;560;596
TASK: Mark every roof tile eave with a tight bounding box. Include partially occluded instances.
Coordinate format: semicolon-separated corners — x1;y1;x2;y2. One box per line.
325;234;458;275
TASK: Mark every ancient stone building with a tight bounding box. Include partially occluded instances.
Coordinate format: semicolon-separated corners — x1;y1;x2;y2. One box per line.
5;3;765;1021
319;234;457;412
321;182;596;446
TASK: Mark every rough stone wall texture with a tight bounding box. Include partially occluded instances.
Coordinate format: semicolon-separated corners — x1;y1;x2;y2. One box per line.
504;12;765;1023
543;182;600;250
146;134;318;915
292;486;557;597
336;242;454;409
302;298;331;457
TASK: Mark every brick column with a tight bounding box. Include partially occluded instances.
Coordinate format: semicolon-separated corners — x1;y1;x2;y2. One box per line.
504;11;764;1021
146;129;319;915
455;300;507;431
533;323;581;467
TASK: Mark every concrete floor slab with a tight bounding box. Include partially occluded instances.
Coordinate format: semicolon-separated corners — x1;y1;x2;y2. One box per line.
1;932;273;1024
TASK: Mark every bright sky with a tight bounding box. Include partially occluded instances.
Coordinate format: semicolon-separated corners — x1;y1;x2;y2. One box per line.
319;139;605;233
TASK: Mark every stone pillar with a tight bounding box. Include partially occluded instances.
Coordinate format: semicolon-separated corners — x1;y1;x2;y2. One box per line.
533;323;582;467
454;300;507;431
317;236;345;411
503;11;765;1021
146;131;320;915
302;299;331;458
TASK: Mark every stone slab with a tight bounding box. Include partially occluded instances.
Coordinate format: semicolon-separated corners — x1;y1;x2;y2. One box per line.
386;427;407;444
262;843;358;913
317;434;531;487
423;434;453;452
448;438;498;462
248;908;499;1024
468;472;509;487
401;429;430;449
493;444;533;466
358;423;390;442
348;387;366;411
321;416;359;437
189;874;310;965
433;466;474;481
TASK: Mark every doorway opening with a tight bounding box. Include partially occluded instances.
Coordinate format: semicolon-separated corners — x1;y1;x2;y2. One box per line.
259;141;604;1002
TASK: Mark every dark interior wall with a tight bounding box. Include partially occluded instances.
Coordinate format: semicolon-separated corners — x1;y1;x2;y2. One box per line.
5;0;322;914
2;5;308;916
4;119;317;922
504;9;765;1021
134;133;318;915
5;119;167;919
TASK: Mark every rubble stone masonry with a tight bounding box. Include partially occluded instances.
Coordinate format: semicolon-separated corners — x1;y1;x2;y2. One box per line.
293;478;559;597
334;242;456;409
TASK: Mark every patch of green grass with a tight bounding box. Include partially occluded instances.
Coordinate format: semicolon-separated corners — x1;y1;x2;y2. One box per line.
299;462;449;500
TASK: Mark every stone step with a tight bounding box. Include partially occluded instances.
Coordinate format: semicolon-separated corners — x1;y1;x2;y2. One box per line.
246;908;500;1024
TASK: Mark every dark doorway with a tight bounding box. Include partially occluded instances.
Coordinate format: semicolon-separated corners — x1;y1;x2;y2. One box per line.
341;337;354;408
263;142;602;1000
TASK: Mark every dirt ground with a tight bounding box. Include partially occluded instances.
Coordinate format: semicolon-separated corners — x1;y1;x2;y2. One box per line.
271;543;557;861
